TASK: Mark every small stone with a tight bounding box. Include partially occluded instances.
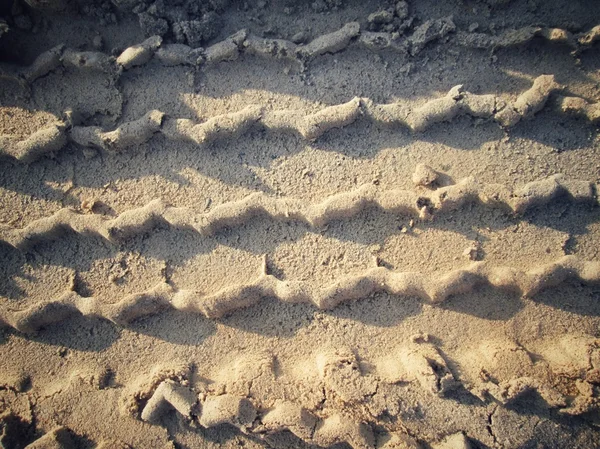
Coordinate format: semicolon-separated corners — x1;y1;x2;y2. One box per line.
412;163;439;187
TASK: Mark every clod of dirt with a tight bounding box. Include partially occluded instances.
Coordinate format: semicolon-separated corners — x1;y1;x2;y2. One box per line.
173;12;222;47
138;12;169;37
579;24;600;46
368;9;395;31
261;402;318;441
199;395;256;430
409;16;456;55
412;164;440;187
140;380;197;423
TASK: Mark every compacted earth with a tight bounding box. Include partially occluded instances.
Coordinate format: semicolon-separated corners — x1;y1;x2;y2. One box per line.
1;0;600;448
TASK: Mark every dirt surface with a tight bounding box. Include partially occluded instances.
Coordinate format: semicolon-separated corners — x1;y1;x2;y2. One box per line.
1;0;600;448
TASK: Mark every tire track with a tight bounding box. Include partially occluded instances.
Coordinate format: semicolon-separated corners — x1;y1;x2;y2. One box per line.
3;5;600;449
0;173;595;250
2;255;599;333
5;75;600;163
4;19;598;87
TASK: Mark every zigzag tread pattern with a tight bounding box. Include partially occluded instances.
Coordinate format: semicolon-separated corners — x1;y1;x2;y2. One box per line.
3;10;600;449
1;255;599;333
2;75;599;162
2;19;598;86
0;173;596;250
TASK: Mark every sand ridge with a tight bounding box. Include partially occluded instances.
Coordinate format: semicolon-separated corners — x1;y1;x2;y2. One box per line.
4;75;600;162
0;168;597;248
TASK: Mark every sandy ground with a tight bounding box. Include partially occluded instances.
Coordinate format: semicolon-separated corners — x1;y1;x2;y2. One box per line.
1;0;600;448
